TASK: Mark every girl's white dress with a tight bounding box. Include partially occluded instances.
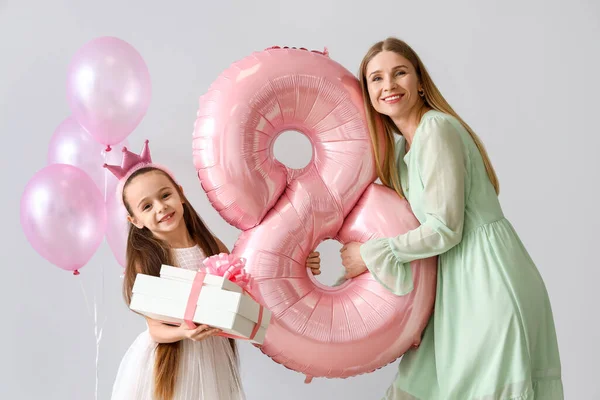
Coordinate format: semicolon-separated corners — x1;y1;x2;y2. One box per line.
111;245;245;399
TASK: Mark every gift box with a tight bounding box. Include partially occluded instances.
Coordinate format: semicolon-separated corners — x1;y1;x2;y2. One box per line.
129;254;271;344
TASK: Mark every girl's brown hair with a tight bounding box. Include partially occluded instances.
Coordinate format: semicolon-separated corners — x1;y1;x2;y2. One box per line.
121;167;237;400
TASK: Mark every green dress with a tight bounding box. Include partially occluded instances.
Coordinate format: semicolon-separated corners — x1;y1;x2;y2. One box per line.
359;110;563;399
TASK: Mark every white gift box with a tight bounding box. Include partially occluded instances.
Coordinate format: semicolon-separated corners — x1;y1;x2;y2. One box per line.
129;265;271;344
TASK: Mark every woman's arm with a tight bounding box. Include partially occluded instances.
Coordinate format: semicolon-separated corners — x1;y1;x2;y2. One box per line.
359;115;467;294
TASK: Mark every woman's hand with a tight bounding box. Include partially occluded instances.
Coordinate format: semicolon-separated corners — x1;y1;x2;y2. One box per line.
307;251;321;275
179;324;221;342
340;242;368;279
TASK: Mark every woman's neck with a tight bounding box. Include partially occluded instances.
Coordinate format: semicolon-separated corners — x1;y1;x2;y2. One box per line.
392;102;430;147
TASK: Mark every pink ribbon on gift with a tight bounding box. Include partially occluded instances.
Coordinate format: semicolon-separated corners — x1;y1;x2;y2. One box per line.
183;253;264;341
184;271;206;329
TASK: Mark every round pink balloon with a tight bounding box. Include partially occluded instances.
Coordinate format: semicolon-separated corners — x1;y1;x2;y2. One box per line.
20;164;107;273
66;36;151;148
193;47;437;379
47;116;128;196
105;188;130;267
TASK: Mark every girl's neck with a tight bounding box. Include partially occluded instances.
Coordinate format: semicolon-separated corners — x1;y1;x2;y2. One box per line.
155;225;196;249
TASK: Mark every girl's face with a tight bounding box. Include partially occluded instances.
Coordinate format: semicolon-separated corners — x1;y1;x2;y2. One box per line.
365;51;423;121
124;170;186;239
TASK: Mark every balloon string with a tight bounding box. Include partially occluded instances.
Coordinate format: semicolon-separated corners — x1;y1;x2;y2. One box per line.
95;152;109;399
94;292;106;400
94;292;99;399
79;147;109;400
79;278;92;317
102;152;107;309
79;278;103;400
103;152;108;204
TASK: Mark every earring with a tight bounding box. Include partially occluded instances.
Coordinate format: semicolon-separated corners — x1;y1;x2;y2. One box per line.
418;89;425;97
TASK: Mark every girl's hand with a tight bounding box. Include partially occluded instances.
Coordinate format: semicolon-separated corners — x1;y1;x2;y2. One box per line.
340;242;368;279
179;324;221;342
307;251;321;275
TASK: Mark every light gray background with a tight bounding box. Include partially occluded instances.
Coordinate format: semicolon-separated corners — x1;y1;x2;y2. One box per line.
2;0;599;399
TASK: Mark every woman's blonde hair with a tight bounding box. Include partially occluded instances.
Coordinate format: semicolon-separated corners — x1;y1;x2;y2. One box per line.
358;37;499;197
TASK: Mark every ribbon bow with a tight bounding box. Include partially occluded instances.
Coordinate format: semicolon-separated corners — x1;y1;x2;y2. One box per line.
202;253;252;290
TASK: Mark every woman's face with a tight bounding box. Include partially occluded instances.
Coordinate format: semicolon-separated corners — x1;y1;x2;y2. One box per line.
365;51;423;121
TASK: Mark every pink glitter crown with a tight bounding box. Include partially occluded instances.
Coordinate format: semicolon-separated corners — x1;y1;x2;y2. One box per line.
103;140;152;180
103;140;177;203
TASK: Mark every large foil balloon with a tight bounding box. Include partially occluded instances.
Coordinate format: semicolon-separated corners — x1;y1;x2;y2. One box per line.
193;46;437;380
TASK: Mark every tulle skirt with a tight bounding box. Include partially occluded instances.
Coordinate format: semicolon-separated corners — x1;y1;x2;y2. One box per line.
111;330;245;400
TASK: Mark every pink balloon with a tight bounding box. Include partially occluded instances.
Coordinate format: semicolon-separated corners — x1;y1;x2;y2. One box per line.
20;164;107;274
66;36;151;148
105;188;130;267
47;116;128;195
193;47;437;379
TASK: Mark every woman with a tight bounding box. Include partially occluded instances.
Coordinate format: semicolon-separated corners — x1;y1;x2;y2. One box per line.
340;37;563;399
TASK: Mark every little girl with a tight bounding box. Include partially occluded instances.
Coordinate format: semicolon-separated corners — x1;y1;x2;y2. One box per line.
107;140;245;400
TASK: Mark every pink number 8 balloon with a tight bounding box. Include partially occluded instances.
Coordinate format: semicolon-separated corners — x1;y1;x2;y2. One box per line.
193;47;437;380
